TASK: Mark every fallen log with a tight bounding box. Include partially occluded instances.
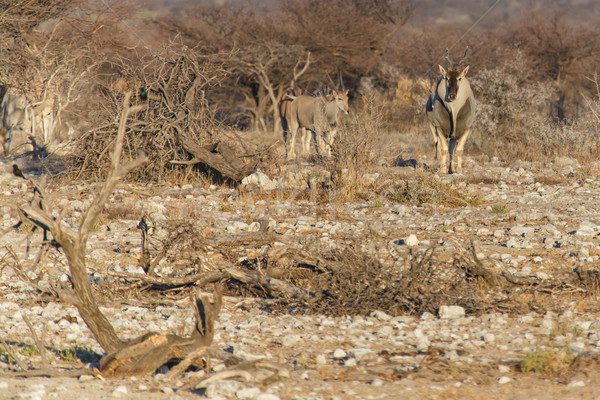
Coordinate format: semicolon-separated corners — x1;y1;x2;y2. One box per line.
99;288;221;377
173;133;256;181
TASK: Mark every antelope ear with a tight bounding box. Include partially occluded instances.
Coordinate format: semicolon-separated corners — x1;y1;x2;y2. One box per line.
344;90;349;95
460;65;470;78
439;65;447;77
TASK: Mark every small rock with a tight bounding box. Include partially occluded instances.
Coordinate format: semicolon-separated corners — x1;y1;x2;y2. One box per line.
78;375;94;383
498;376;511;384
395;234;419;246
241;171;277;190
162;387;174;394
483;333;496;343
439;305;466;319
256;394;281;400
371;378;384;386
351;348;377;362
281;334;301;347
315;354;327;365
205;380;245;398
236;387;261;399
333;349;347;359
112;385;128;397
498;365;511;373
344;358;357;367
567;380;585;388
371;310;392;321
542;319;554;330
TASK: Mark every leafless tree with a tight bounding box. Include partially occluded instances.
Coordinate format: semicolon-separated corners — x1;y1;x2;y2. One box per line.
14;92;222;376
0;0;133;150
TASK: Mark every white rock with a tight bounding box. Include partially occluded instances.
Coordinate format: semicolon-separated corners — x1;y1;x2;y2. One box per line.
371;378;384;386
575;221;599;237
416;337;430;352
242;171;277;190
256;394;280;400
78;375;94;383
498;376;511;384
112;385;128;396
315;354;327;365
483;333;496;343
344;358;357;367
350;348;377;362
237;387;261;399
403;234;419;246
333;349;347;359
206;380;245;398
371;310;392;321
542;319;554;330
567;380;585;388
439;305;466;319
281;334;301;347
498;365;511;373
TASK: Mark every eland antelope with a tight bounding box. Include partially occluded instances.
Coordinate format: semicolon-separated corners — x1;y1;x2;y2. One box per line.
281;88;349;160
0;87;58;156
426;47;476;173
279;87;307;157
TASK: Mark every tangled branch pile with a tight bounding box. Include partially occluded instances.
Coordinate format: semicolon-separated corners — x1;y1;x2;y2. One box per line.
66;41;235;182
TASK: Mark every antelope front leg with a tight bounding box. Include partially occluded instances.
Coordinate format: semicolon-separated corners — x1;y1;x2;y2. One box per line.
325;128;337;157
436;132;449;173
315;131;327;156
452;130;471;174
429;125;439;160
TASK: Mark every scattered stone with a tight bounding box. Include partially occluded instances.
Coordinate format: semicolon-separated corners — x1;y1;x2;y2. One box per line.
237;387;261;399
111;385;128;397
205;380;245;398
333;349;347;359
439;305;466;319
78;375;94;383
396;234;419;246
498;365;511;373
498;376;511;384
256;394;280;400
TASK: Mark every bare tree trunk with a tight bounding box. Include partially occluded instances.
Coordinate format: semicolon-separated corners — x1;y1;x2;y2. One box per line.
18;92;148;354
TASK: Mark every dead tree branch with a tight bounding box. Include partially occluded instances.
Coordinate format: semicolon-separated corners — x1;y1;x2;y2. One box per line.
99;288;222;376
17;92;148;354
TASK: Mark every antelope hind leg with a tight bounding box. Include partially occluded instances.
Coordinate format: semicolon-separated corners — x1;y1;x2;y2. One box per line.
301;128;311;155
285;126;298;160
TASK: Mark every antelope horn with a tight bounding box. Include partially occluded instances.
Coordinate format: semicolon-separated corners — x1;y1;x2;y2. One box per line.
444;48;453;67
459;46;470;65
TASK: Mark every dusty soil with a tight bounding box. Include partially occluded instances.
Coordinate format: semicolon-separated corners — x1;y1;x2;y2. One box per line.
1;154;600;400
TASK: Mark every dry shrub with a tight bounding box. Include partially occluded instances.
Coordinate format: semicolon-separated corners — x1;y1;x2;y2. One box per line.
382;169;479;207
327;95;382;201
520;347;574;375
64;39;232;182
273;244;497;317
356;67;427;132
470;52;600;162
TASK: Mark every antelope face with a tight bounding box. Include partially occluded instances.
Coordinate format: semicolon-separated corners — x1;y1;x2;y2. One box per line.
335;90;349;115
439;65;470;102
325;90;350;115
